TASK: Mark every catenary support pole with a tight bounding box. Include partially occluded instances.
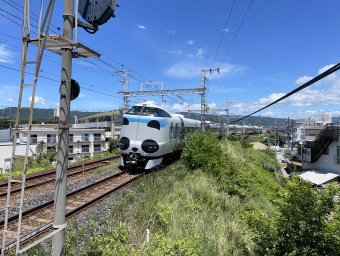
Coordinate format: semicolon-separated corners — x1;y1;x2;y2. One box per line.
52;0;73;255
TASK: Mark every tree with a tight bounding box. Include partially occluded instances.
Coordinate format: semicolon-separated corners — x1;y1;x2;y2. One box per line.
0;118;14;129
273;175;340;255
19;118;41;124
29;141;56;167
108;138;117;153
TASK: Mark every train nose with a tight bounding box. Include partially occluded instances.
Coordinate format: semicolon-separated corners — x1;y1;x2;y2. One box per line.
132;147;138;152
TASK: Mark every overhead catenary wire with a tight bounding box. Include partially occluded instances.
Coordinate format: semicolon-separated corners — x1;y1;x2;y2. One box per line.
232;62;340;123
0;5;189;106
218;0;254;69
210;0;235;69
0;64;123;100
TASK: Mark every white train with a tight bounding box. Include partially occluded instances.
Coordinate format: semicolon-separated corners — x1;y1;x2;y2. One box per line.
119;103;200;169
119;102;262;170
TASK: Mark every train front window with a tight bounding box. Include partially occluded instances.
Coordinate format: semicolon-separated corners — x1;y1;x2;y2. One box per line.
126;106;171;117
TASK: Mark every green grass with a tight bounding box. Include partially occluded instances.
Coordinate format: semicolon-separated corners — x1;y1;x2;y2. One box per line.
55;138;283;255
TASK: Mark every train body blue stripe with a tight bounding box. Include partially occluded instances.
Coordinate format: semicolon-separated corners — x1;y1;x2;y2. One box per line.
124;115;169;128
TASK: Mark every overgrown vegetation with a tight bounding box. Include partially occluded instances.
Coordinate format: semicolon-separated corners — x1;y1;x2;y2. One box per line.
24;131;340;255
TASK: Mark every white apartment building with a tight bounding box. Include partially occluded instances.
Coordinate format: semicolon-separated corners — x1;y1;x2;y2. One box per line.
0;125;106;172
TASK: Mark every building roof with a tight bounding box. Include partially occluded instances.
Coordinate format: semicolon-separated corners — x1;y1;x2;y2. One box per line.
299;171;339;186
78;110;121;121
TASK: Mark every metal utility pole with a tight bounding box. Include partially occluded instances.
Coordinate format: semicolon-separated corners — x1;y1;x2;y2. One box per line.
184;100;193;112
274;120;277;149
52;1;73;255
114;70;132;111
200;68;219;130
291;119;294;156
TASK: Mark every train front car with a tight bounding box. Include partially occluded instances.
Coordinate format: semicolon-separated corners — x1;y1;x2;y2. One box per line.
119;103;176;170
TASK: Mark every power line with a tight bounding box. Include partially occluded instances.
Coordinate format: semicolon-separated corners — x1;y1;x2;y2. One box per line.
232;62;340;123
0;8;184;105
210;0;235;69
0;64;123;100
218;0;254;69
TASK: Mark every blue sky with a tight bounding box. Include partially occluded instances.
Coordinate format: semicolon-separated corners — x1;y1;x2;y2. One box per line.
1;0;340;119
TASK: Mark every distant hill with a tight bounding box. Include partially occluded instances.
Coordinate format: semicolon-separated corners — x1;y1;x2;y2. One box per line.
0;107;287;127
178;112;286;127
0;107;101;124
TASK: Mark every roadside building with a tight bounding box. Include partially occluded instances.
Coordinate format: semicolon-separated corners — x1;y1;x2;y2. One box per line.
74;110;122;141
0;124;106;173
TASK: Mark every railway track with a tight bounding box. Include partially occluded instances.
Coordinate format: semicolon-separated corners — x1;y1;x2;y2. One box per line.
0;155;120;199
0;169;143;255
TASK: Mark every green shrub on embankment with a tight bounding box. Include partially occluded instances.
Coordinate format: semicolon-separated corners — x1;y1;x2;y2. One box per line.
72;131;281;255
26;131;340;255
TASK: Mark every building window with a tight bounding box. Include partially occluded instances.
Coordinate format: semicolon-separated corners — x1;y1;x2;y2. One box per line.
30;134;37;144
69;134;74;142
47;134;56;143
81;145;89;153
94;144;101;152
81;133;89;142
68;157;74;161
94;133;101;141
46;146;55;153
322;147;329;155
69;145;74;154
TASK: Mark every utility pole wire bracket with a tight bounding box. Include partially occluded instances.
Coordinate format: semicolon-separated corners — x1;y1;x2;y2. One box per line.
29;34;100;58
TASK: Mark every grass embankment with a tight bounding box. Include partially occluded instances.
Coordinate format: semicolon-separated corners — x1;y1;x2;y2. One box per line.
63;135;281;255
25;133;340;255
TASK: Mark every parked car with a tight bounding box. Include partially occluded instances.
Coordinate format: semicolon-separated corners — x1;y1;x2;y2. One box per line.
281;158;288;163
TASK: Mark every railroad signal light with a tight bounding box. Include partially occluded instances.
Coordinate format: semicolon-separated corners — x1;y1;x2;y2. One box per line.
78;0;120;26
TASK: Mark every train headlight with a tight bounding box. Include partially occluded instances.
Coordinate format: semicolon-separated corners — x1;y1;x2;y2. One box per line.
119;137;130;150
141;139;159;153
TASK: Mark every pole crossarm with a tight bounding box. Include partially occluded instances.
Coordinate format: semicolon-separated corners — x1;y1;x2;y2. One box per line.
118;87;205;97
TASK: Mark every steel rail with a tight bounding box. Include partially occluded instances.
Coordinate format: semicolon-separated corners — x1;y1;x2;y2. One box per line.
0;170;142;254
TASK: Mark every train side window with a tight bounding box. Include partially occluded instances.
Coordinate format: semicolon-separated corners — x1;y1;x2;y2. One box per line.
169;123;173;140
174;123;179;139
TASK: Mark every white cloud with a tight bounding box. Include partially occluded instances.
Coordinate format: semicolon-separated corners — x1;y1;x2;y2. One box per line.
166;30;176;34
0;44;13;63
165;61;203;79
135;24;146;29
258;98;269;104
29;96;46;105
196;48;204;57
5;98;14;102
187;40;194;45
165;61;247;79
165;49;182;55
295;75;314;85
222;28;229;33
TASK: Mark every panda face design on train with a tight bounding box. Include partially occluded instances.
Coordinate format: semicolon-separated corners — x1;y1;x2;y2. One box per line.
119;105;172;156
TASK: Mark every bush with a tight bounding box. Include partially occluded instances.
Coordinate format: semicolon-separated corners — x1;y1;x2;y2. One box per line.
108;138;117;153
182;131;224;173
